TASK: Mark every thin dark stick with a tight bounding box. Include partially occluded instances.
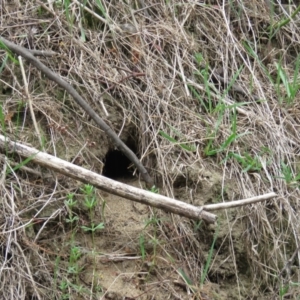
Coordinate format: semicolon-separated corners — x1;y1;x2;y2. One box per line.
0;36;154;187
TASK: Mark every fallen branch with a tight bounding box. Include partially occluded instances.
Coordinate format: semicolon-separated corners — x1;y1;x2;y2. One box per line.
0;36;154;188
0;135;216;223
0;135;278;223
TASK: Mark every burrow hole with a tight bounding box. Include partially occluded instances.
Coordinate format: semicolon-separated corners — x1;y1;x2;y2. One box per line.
102;137;137;180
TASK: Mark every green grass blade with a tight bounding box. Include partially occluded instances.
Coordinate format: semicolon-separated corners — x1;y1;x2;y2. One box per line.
159;130;196;152
95;0;106;18
177;268;196;293
6;152;39;175
221;64;244;99
0;53;8;73
200;223;219;286
139;234;146;260
276;62;291;98
270;5;300;32
0;40;19;64
242;41;273;84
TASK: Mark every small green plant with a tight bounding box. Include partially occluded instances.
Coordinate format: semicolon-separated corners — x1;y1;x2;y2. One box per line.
59;280;69;299
81;222;104;233
66;214;79;224
242;40;274;83
80;184;104;244
81;184;97;211
242;40;300;105
81;184;97;224
177;268;196;293
159;123;197;152
69;283;90;295
193;52;214;113
177;223;220;294
204;105;249;156
69;246;81;265
204;130;248;157
226;151;263;172
81;184;99;236
139;215;162;264
95;0;106;18
65;193;77;209
79;184;104;295
63;0;74;28
192;53;244;114
275;56;300;105
57;192;82;296
269;5;300;36
0;40;19;64
279;162;300;187
0;104;6;134
66;245;83;287
57;186;104;298
279;284;289;300
69;246;81;266
279;281;300;300
149;185;159;194
64;192;79;240
139;234;146;260
67;263;82;276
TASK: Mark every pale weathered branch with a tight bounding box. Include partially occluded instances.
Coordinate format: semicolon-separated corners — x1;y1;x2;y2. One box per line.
0;135;278;223
202;192;277;211
0;135;217;223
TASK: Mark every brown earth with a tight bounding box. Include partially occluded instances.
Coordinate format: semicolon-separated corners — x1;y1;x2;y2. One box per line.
1;1;300;299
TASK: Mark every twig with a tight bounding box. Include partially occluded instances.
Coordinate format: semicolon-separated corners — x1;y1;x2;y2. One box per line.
0;36;154;187
18;56;44;150
202;192;277;211
0;155;7;186
99;98;109;117
14;241;42;300
176;49;190;97
29;49;57;57
98;255;142;262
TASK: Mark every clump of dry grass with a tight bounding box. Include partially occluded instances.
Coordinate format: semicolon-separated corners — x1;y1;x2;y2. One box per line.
1;0;300;299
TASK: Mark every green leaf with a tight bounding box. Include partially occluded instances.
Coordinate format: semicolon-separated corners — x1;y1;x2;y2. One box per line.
0;40;19;64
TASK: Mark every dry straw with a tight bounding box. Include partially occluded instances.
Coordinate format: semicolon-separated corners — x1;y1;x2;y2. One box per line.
0;0;300;299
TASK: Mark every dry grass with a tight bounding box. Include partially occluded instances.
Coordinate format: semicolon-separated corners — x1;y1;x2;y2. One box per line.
1;0;300;299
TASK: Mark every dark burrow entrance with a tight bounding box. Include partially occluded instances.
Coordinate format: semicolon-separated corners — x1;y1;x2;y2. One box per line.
102;138;137;180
